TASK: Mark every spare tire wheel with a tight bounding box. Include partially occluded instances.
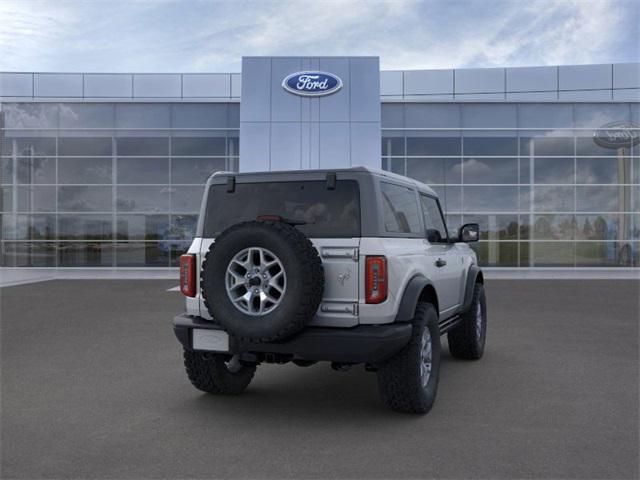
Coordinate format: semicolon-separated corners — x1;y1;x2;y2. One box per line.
201;221;324;342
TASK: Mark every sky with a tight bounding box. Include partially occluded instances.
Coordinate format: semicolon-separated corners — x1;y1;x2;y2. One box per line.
0;0;638;73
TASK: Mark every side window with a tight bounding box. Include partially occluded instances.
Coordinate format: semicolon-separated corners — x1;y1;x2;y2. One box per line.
380;182;422;234
420;194;448;243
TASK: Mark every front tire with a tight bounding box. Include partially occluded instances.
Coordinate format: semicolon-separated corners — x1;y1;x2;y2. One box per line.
448;283;487;360
376;302;441;414
183;349;256;395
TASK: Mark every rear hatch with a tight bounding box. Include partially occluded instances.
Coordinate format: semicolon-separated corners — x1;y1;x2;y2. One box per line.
200;177;361;327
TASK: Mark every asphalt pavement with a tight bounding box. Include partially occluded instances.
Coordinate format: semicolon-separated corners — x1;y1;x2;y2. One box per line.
1;279;638;479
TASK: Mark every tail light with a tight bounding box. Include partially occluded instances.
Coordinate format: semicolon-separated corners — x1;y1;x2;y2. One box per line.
365;256;387;304
180;254;196;297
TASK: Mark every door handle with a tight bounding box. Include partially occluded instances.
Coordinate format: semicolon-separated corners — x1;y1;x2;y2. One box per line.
435;258;447;268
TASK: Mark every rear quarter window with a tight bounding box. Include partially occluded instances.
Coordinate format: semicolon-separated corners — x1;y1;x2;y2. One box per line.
203;180;360;238
380;182;422;234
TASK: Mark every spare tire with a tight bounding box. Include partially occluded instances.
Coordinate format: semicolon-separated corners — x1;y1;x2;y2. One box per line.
201;221;324;342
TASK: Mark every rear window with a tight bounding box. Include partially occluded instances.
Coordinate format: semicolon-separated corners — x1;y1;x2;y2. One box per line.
204;180;360;237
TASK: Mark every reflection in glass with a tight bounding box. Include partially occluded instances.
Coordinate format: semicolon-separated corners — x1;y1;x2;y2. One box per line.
463;187;519;212
59;243;114;267
116;186;170;212
381;136;404;156
116;137;169;156
117;158;169;184
406;135;461;156
575;242;634;267
520;136;574;156
576;186;630;212
533;186;574;212
59;215;112;240
533;215;576;240
17;157;55;184
170;215;198;240
531;242;575;266
169;242;192;266
406;158;462;185
58;186;112;212
574;214;632;241
171;136;226;156
58;137;112;156
463;137;517;156
171;186;204;212
115;243;169;267
2;242;57;267
463;214;518;240
431;186;462;213
534;158;574;184
170;158;225;184
17;186;56;212
116;215;169;240
576;157;631;184
462;158;517;184
4;137;56;156
470;242;518;267
59;158;112;184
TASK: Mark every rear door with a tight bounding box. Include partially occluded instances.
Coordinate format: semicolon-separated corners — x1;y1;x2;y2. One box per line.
419;194;466;314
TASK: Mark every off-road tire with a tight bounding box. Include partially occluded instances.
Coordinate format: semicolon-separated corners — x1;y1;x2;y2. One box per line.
201;220;324;342
183;349;256;394
448;283;487;360
377;302;441;414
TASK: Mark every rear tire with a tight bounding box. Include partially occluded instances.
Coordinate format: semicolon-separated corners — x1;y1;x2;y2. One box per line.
183;349;256;395
376;302;441;414
448;283;487;360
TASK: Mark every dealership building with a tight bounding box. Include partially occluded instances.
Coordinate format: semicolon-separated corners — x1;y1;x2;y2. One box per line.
0;58;638;273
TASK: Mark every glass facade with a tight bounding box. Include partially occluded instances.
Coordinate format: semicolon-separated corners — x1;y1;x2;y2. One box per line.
382;102;640;268
0;102;239;267
0;100;638;268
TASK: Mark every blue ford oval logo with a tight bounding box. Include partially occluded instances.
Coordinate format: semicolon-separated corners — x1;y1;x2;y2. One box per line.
282;71;342;97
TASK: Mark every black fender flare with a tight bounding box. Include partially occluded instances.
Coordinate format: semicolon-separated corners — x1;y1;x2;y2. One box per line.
394;275;436;322
461;265;483;313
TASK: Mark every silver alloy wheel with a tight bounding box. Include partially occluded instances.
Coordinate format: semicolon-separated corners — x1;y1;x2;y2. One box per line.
225;247;286;316
475;301;483;340
420;328;433;387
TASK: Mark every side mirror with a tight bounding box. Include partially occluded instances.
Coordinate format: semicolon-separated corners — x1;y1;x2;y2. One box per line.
458;223;480;243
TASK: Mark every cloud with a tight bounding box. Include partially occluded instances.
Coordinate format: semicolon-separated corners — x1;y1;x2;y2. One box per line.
0;0;637;72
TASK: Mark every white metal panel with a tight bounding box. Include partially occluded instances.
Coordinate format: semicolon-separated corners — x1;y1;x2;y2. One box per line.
506;66;557;92
404;69;453;95
613;63;640;89
559;64;611;91
0;73;32;97
455;68;504;94
380;71;403;96
34;73;83;97
133;74;181;97
84;74;132;97
183;74;231;98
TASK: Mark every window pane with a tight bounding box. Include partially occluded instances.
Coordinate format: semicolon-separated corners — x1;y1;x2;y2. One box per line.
117;186;170;212
117;158;169;184
59;104;114;128
463;214;518;240
1;157;12;183
171;136;226;156
172;104;228;128
518;104;573;129
533;214;576;240
171;186;203;212
420;195;447;241
520;136;574;156
406;135;461;156
170;214;198;240
575;214;634;240
169;241;192;266
381;136;404;156
59;243;114;267
116;137;168;156
574;104;630;127
115;242;169;267
2;104;59;129
388;158;405;176
405;104;460;128
431;186;462;213
575;242;634;267
5;137;56;156
576;136;619;157
58;186;112;212
58;158;112;184
463;158;518;184
463;186;519;212
463;104;516;128
532;242;575;266
58;214;112;240
534;158;575;184
463;137;517;156
17;157;55;184
58;137;112;156
117;214;169;240
170;158;225;184
470;242;519;267
533;186;574;212
2;242;57;267
380;182;421;234
576;186;630;212
115;104;170;128
2;214;55;240
17;186;56;212
381;104;404;128
576;157;631;184
406;158;462;185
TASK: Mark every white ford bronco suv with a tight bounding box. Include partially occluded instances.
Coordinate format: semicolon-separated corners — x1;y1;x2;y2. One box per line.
173;167;486;414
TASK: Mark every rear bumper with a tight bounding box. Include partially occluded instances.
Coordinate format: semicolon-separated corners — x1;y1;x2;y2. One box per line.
173;314;411;364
